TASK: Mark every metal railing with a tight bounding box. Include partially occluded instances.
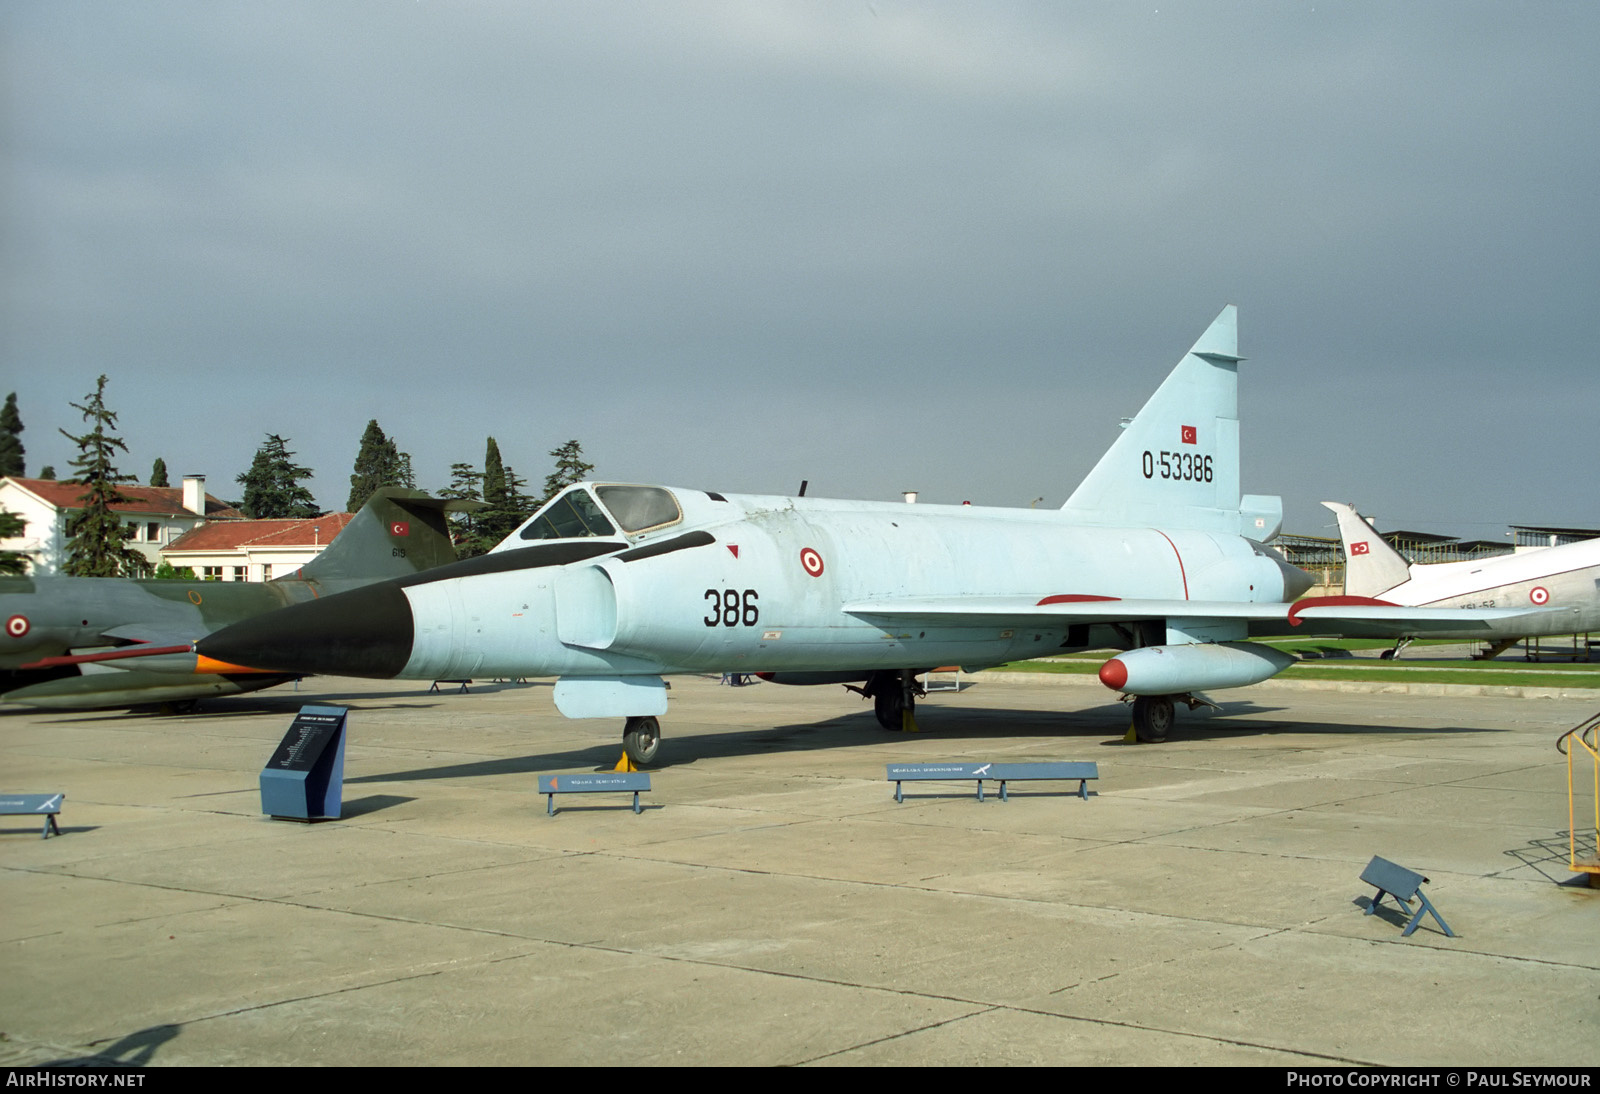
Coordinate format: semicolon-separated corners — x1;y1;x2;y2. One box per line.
1556;711;1600;878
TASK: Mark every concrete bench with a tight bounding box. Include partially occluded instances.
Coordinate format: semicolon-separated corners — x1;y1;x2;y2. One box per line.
1360;855;1455;937
538;772;651;816
887;762;1098;803
1;793;64;838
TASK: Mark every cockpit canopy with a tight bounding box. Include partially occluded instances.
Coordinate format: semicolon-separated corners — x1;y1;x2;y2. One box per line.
515;484;682;543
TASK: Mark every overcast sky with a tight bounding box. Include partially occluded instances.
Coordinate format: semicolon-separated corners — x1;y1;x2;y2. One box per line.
4;1;1596;542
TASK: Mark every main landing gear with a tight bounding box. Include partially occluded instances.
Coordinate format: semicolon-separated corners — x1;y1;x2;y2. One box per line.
855;669;924;731
1126;693;1219;743
1130;695;1174;743
620;715;661;769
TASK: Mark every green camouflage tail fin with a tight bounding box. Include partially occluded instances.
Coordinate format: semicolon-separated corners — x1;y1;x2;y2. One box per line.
290;488;467;590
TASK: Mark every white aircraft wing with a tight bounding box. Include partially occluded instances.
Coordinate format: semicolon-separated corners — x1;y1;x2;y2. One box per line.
1283;600;1564;638
841;594;1559;639
841;596;1291;629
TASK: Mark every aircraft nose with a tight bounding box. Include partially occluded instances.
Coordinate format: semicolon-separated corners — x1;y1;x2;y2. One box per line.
196;581;416;679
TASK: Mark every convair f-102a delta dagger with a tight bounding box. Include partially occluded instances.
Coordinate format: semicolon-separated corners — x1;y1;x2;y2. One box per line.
193;308;1552;762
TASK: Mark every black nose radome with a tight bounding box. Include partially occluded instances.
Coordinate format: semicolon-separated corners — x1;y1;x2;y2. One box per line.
197;581;415;679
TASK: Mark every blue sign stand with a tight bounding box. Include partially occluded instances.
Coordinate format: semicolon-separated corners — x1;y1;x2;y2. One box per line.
260;705;348;821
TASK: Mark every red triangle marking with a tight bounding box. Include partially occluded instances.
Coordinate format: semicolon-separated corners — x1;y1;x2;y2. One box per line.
727;545;740;558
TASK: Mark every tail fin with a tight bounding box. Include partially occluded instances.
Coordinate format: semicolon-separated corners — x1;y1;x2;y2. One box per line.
1320;501;1411;597
1063;306;1277;538
290;488;466;590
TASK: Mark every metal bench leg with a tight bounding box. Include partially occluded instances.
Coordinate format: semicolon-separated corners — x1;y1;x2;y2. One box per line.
1411;893;1455;938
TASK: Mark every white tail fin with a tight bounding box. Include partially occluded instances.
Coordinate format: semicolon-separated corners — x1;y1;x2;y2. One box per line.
1320;502;1411;597
1064;306;1276;538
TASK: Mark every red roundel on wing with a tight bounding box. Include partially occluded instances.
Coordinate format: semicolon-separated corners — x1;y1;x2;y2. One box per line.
5;614;28;638
1098;657;1128;690
1530;586;1550;605
800;547;824;577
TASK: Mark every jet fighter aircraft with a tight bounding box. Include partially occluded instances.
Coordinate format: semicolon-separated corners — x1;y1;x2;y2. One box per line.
1;488;467;710
1322;501;1600;656
194;308;1550;757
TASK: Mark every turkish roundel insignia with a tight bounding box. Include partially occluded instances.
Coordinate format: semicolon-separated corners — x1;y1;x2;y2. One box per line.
391;521;410;537
1350;542;1370;555
1180;425;1197;445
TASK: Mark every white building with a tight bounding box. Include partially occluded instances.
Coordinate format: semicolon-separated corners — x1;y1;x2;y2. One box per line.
0;475;242;575
161;512;354;582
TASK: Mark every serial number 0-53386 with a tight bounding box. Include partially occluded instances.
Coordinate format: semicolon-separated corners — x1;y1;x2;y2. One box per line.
1142;450;1213;482
704;588;760;627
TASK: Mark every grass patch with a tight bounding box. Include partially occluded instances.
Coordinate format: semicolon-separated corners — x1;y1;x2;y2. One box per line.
986;649;1600;688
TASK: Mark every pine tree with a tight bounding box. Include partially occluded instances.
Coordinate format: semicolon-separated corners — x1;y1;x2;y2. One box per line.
38;466;56;480
441;461;487;558
504;464;536;522
149;457;169;488
346;420;405;512
543;440;594;502
0;509;27;575
0;393;24;477
237;434;320;519
59;376;149;577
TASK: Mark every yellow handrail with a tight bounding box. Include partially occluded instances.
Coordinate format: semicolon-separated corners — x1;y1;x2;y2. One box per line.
1558;712;1600;876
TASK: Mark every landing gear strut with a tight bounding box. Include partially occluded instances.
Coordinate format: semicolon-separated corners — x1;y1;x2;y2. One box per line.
622;715;661;767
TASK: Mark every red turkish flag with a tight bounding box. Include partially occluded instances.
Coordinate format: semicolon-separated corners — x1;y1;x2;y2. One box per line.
390;521;410;537
1351;541;1370;555
1180;425;1197;445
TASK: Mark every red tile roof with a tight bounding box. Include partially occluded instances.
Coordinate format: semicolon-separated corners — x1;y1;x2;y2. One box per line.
6;477;244;519
165;512;355;553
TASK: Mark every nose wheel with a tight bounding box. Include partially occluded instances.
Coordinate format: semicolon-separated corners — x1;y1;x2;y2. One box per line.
621;715;661;767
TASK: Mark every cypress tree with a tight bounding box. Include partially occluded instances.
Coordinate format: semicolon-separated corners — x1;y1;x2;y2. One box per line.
59;376;149;577
478;437;514;545
237;434;320;519
0;393;24;477
150;457;169;488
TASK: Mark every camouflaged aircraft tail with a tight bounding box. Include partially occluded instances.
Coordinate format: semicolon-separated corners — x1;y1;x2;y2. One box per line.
290;489;467;590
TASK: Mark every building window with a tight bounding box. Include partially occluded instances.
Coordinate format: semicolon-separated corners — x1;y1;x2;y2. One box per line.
203;567;223;581
260;564;272;580
232;567;246;582
147;522;161;543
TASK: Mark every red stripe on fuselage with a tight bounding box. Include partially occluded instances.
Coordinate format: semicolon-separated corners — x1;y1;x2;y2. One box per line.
1153;530;1189;599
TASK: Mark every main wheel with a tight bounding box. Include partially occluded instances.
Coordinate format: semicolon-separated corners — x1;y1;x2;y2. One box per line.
623;716;661;766
1131;695;1174;742
874;688;908;731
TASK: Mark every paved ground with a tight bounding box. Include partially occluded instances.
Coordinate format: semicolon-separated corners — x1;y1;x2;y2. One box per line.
2;673;1596;1066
